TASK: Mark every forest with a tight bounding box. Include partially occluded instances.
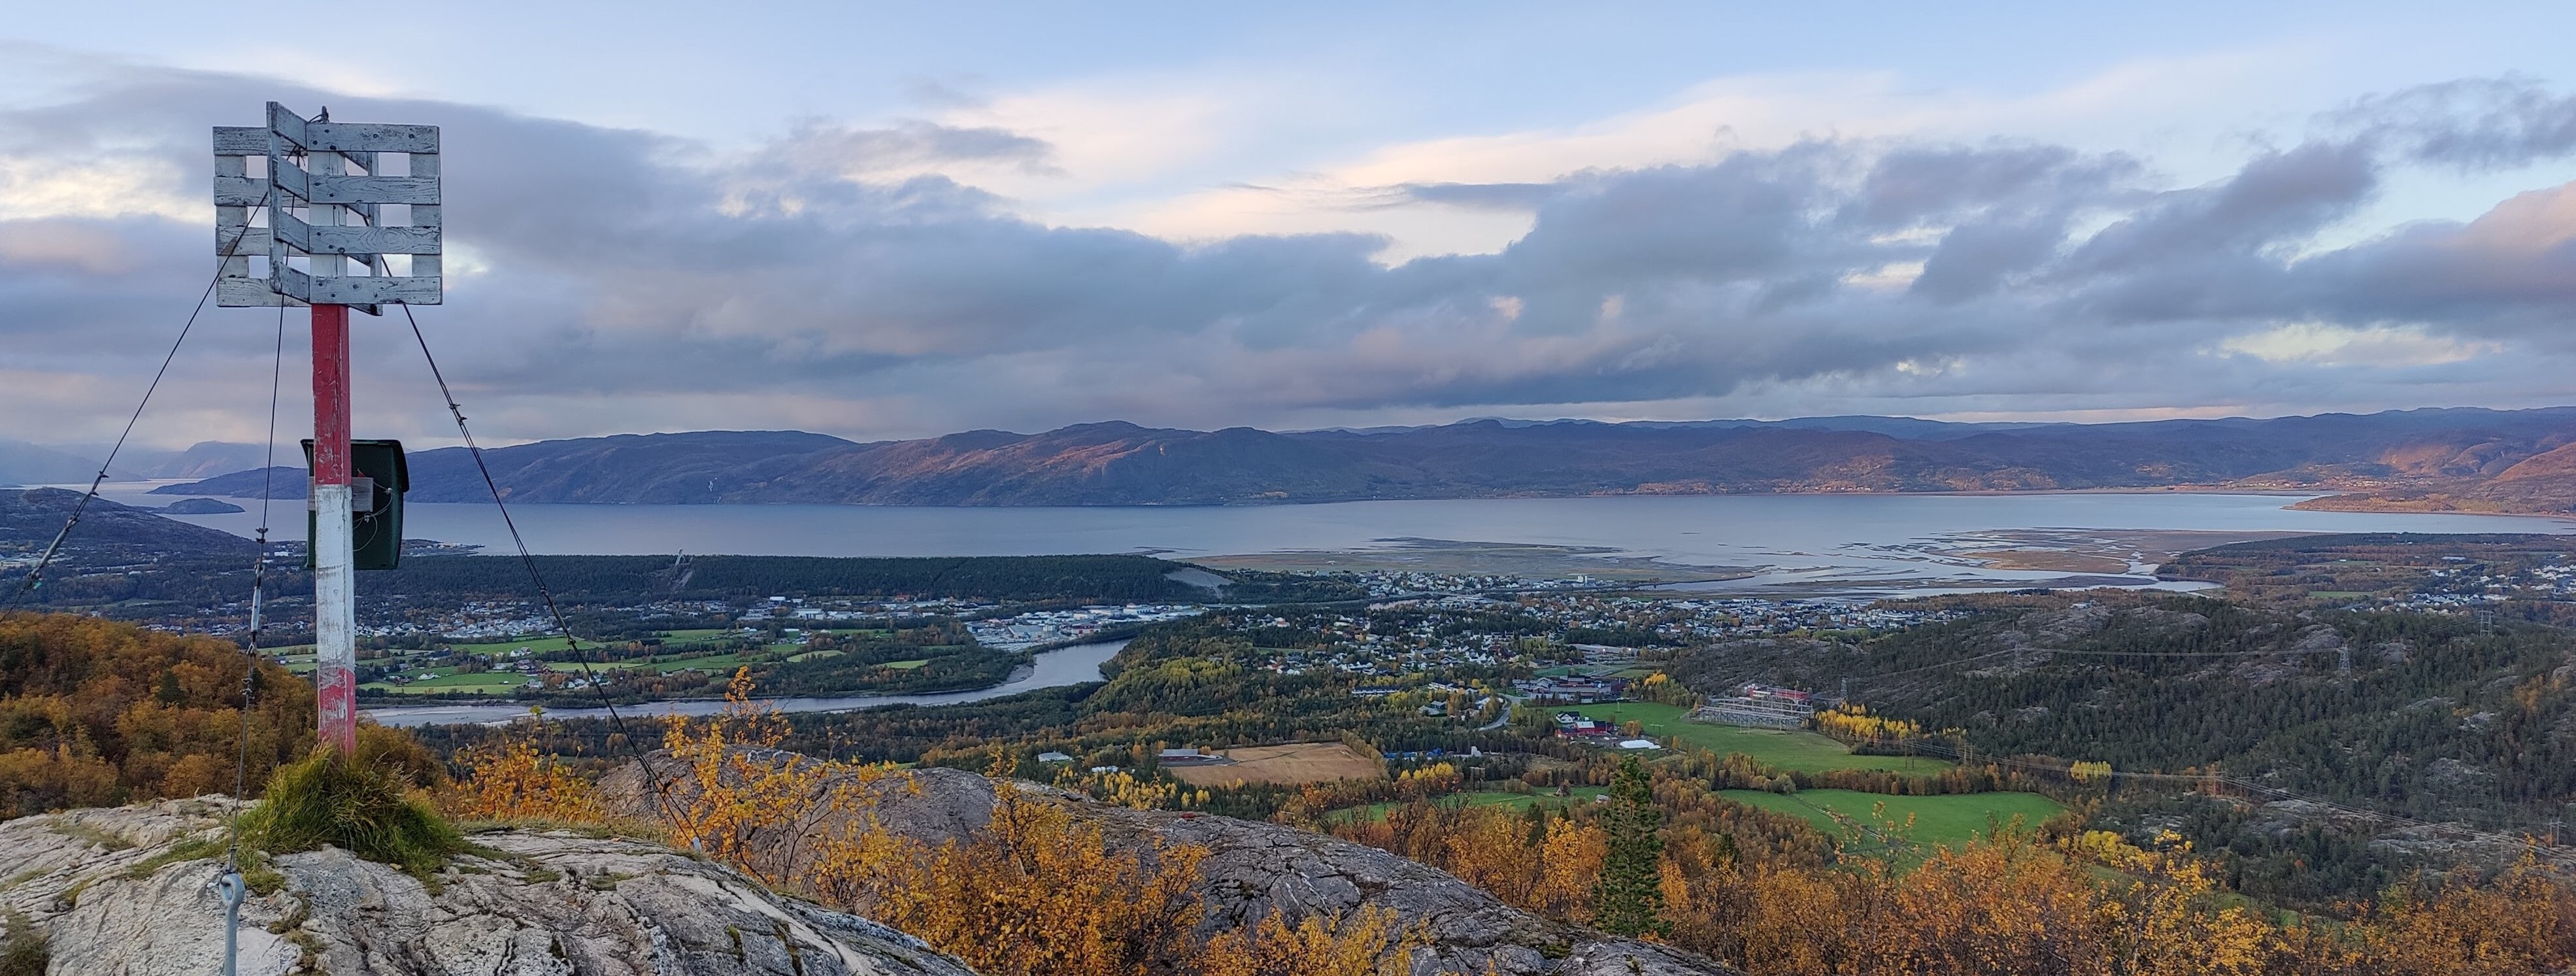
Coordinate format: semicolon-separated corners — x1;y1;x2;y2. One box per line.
2160;532;2576;610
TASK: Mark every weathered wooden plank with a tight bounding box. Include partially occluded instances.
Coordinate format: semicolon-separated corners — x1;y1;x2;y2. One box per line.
266;103;308;147
214;152;250;268
307;275;441;305
212;176;271;206
305;123;437;154
270;209;312;252
216;277;295;307
270;264;314;303
307;153;346;277
214;127;268;155
306;175;439;205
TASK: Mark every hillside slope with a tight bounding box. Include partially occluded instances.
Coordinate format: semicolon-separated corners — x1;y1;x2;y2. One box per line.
152;407;2576;509
603;763;1733;975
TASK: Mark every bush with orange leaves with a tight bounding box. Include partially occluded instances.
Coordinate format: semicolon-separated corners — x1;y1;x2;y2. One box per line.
453;671;1413;976
443;738;607;824
1199;905;1416;976
1329;773;2576;976
654;668;900;888
823;781;1209;976
2354;859;2576;976
0;612;311;816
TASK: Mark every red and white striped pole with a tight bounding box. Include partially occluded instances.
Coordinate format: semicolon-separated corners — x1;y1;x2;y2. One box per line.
310;302;358;756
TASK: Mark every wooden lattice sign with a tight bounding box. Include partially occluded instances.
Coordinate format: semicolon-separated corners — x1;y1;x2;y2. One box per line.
214;102;441;312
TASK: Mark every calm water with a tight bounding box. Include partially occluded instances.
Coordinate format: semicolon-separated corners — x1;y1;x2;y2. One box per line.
363;638;1129;726
108;485;2572;592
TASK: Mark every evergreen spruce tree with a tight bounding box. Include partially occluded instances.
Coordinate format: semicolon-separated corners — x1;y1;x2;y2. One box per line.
1590;753;1669;937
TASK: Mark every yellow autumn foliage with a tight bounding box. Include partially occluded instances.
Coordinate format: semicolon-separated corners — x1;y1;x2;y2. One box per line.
1813;703;1922;743
443;739;605;824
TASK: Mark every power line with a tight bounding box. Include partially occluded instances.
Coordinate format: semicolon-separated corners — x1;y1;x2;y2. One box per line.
225;301;288;869
397;303;679;826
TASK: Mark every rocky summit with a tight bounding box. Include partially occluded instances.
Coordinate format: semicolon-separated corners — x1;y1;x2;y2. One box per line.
0;798;975;976
0;775;1737;976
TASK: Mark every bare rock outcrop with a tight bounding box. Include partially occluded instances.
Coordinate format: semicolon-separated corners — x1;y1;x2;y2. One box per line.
0;798;975;976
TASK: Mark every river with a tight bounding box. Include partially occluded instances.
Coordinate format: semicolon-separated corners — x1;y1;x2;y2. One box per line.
363;638;1129;727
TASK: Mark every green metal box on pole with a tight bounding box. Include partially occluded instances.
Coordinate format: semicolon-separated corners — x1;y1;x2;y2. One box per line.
302;439;408;569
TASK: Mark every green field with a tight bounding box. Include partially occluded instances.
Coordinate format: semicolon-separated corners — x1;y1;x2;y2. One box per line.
449;635;579;655
1719;788;2064;850
363;668;533;696
447;628;741;656
880;658;931;669
1571;701;1949;773
1346;786;1608;822
598;650;773;673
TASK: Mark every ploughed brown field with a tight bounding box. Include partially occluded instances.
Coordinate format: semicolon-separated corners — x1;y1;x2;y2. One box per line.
1165;742;1384;787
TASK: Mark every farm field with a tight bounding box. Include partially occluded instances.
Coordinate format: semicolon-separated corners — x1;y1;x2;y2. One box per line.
1718;788;2065;851
595;650;773;673
448;628;739;656
1571;701;1948;774
1166;741;1384;788
1343;786;1610;822
448;635;580;655
362;668;532;696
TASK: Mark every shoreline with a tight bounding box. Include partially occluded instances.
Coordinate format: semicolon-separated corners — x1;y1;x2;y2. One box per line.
94;478;2574;521
363;638;1128;728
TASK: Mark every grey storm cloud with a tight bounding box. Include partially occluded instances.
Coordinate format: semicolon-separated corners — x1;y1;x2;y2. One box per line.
5;64;2576;443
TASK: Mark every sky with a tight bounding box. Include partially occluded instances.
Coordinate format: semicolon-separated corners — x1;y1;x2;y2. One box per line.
5;1;2576;450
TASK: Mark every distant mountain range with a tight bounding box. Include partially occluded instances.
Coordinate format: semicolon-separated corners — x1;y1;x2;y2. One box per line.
0;440;273;486
147;407;2576;513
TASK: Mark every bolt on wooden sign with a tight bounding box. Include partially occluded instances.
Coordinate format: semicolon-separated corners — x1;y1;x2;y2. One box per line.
214;102;441;312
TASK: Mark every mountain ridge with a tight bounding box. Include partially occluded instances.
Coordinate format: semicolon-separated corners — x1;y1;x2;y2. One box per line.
150;407;2576;512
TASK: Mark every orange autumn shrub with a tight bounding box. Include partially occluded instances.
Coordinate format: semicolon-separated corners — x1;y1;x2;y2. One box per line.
1198;906;1415;976
444;738;606;823
2354;859;2576;975
826;782;1208;976
1327;776;2576;976
0;613;310;815
657;668;899;888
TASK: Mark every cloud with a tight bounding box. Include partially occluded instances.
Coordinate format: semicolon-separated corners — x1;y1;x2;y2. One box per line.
2328;76;2576;170
2218;322;2500;367
3;68;2576;449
